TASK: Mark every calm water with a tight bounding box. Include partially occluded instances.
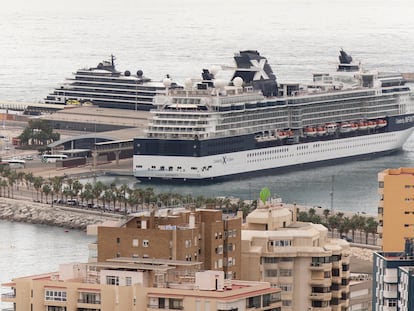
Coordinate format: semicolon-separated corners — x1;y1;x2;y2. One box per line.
1;0;414;303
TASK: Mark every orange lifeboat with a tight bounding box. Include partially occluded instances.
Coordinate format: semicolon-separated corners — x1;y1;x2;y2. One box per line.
277;130;287;139
350;123;359;131
358;120;368;130
316;126;327;135
367;120;377;129
376;119;387;128
304;126;317;137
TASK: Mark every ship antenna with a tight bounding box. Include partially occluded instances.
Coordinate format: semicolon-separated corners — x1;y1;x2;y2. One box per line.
110;55;116;67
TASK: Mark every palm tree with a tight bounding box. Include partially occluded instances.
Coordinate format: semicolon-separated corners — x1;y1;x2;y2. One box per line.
323;208;330;223
328;214;340;238
81;182;93;205
51;176;64;205
72;180;83;202
338;216;352;238
118;184;130;213
91;181;105;207
33;176;44;201
24;172;34;190
364;217;378;244
42;184;51;203
0;179;8;197
7;170;18;198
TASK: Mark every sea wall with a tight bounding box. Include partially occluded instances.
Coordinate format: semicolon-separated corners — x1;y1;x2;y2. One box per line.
0;198;121;230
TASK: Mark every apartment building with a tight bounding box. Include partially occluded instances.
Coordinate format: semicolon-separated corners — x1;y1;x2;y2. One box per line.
241;203;351;311
89;208;241;279
1;258;282;311
377;167;414;252
372;238;414;311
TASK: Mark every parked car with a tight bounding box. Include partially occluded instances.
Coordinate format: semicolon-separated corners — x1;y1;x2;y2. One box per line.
341;235;353;242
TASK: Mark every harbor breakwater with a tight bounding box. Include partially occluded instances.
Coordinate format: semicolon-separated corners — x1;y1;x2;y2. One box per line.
0;198;121;230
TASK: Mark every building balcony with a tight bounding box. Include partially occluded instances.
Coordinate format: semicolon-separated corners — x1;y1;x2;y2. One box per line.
309;292;332;301
383;290;397;299
309;262;331;271
310;306;331;311
77;299;101;305
331;261;341;269
382;306;397;311
146;305;183;311
377;225;383;233
309;278;331;287
383;275;398;283
1;292;16;302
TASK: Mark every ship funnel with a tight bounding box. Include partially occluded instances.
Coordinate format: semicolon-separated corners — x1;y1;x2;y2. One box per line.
231;50;278;97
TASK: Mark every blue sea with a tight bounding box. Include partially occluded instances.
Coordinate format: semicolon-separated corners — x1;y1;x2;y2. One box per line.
1;0;414;302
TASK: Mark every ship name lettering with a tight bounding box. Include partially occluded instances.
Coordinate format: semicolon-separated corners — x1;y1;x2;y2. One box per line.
396;116;414;124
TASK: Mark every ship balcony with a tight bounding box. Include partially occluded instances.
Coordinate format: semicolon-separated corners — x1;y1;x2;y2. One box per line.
1;292;16;302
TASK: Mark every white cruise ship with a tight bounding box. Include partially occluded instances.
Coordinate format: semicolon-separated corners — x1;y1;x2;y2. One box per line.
44;55;179;110
133;50;414;181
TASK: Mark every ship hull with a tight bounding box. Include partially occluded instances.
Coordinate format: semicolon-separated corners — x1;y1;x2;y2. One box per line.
133;116;414;181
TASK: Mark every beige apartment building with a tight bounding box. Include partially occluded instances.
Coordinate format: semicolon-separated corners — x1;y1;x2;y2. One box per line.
241;203;351;311
1;258;282;311
90;208;242;279
377;167;414;252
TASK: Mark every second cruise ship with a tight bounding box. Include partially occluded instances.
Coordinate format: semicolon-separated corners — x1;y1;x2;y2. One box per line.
44;55;179;110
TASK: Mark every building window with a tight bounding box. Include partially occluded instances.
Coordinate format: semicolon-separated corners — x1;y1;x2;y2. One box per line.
126;277;132;286
106;275;120;285
169;298;183;310
265;269;278;277
279;284;292;291
79;292;101;304
116;237;120;244
132;239;139;247
143;240;149;247
279;269;292;277
263;257;279;264
247;296;261;308
45;290;67;302
269;240;291;247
